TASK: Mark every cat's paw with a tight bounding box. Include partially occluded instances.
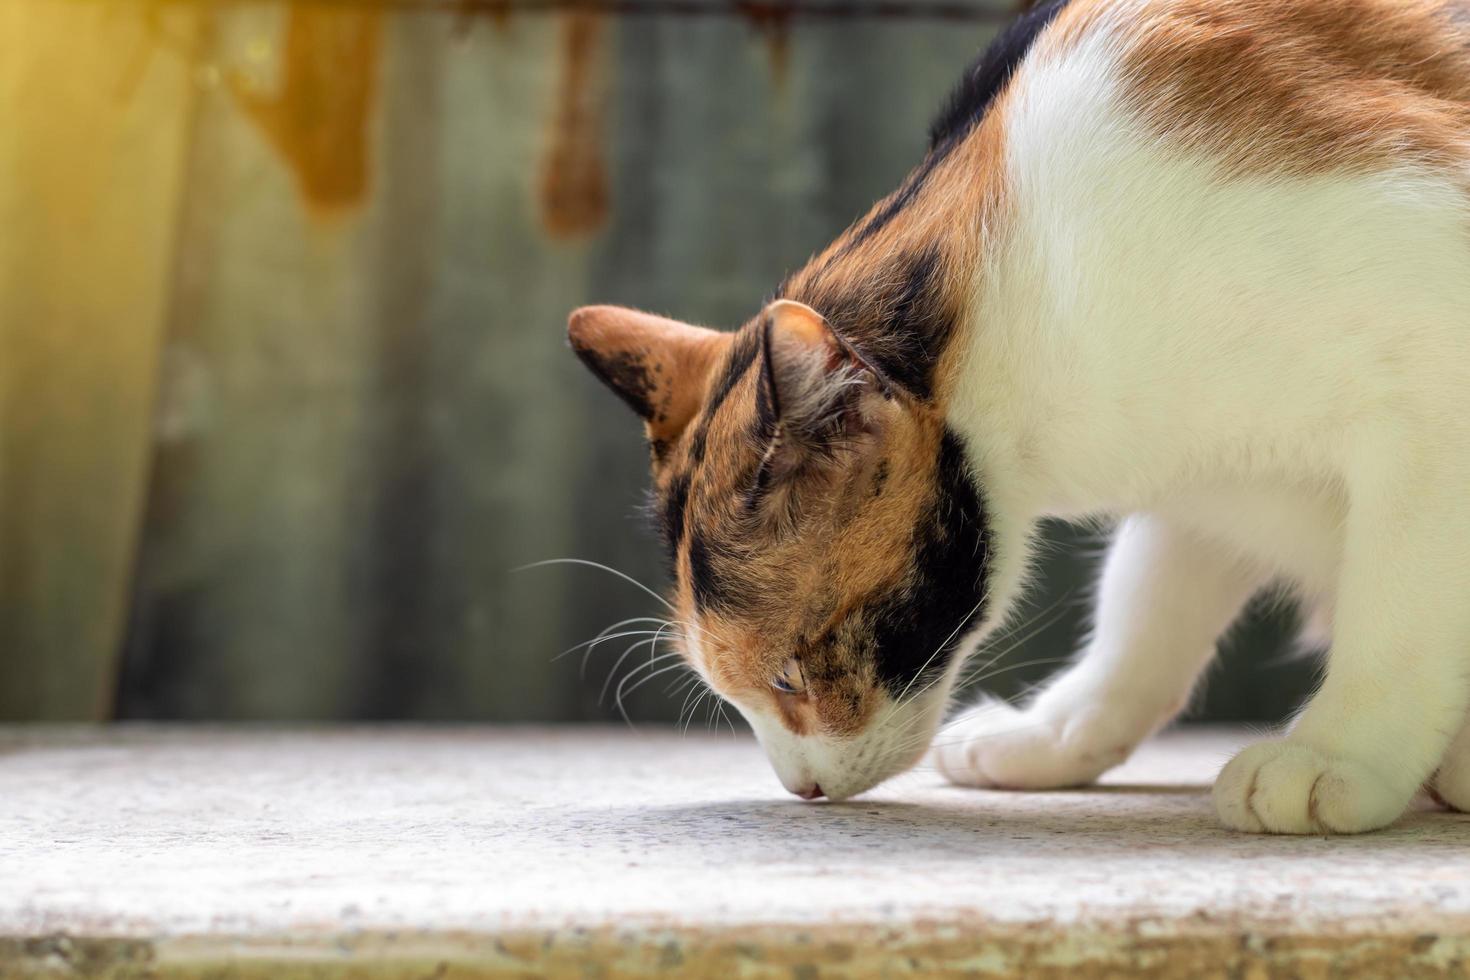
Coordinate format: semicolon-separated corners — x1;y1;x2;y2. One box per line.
932;699;1135;790
1213;740;1408;834
1429;750;1470;812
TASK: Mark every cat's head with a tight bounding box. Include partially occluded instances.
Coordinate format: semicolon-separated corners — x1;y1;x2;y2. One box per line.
568;294;992;801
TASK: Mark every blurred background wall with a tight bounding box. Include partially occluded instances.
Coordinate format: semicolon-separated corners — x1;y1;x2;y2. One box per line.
0;0;1311;724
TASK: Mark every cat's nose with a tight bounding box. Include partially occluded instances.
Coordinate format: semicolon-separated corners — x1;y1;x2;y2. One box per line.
793;783;825;801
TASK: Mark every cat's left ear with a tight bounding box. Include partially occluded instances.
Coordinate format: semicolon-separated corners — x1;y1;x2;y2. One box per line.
759;299;888;452
568;305;729;449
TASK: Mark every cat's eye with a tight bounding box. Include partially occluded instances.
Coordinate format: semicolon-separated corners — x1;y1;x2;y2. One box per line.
772;658;806;696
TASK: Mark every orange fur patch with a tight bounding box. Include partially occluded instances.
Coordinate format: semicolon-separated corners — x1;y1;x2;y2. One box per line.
1046;0;1470;176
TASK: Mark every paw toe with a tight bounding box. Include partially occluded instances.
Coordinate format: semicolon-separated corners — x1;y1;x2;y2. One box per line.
934;701;1130;791
1214;740;1406;835
1429;759;1470;813
932;701;1027;788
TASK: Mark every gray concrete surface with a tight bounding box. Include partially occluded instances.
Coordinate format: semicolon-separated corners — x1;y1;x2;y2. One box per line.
4;725;1470;977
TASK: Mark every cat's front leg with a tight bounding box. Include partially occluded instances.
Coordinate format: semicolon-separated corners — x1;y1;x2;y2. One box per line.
936;514;1262;790
1214;457;1470;834
1427;710;1470;812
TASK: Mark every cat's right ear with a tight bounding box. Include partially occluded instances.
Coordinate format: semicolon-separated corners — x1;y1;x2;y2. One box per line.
567;305;729;451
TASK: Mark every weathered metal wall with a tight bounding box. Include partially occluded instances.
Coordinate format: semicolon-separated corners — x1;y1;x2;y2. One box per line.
0;0;1311;722
0;2;197;719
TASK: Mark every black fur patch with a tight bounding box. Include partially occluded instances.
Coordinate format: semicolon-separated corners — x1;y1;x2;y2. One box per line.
662;330;765;586
660;471;691;566
885;244;949;396
688;531;745;612
687;532;713;608
685;329;762;468
928;0;1071;152
571;345;659;421
830;2;1068;259
704;330;762;421
839;154;947;255
745;355;781;513
756;318;782;441
869;429;990;696
794;244;952;401
687;428;709;469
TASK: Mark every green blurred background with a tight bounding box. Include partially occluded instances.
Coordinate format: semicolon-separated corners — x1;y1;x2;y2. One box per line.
0;0;1310;724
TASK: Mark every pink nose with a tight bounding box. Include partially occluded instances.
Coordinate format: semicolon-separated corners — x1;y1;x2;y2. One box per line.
793;783;826;801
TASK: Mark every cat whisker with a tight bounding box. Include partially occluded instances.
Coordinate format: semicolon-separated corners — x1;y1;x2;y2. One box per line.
706;691;731;733
953;587;1077;692
892;585;1077;721
965;655;1073;689
515;557;675;613
609;618;694;725
682;686;713;737
618;657;694;705
554;623;667;677
692;686;727;737
612;650;685;726
555;616;670;664
927;694;1053;748
925;715;1056;750
599;636;666;706
893;591;990;710
584;630;671;678
677;676;708;732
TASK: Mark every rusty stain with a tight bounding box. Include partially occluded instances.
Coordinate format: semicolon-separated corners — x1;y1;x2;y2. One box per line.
416;0;1021;20
538;12;610;240
737;0;795;86
452;0;514;36
229;8;382;214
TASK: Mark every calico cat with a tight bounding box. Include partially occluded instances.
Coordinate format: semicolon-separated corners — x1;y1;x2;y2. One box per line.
567;0;1470;833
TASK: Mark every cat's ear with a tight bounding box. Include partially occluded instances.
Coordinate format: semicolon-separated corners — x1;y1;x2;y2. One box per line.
568;305;729;448
759;299;883;454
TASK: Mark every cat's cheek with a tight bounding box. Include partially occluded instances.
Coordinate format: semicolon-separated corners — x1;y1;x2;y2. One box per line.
680;622;720;689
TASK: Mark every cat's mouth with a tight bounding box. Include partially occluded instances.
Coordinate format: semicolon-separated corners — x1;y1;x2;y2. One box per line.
735;690;946;802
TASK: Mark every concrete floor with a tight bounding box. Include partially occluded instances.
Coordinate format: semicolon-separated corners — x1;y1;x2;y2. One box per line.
4;726;1470;978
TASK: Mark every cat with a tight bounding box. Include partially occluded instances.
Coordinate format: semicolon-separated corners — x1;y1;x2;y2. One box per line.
567;0;1470;833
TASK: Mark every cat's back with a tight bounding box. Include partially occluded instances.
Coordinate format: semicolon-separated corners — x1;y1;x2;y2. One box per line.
963;0;1470;471
1024;0;1470;176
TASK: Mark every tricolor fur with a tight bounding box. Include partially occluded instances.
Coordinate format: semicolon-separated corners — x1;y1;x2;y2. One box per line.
569;0;1470;832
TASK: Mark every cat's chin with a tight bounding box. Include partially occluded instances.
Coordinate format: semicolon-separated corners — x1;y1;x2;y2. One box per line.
736;692;947;802
823;736;936;803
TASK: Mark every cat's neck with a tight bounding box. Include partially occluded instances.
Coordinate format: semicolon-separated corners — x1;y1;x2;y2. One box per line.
778;126;1004;408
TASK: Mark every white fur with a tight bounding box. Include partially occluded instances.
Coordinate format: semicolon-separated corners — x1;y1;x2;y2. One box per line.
937;22;1470;833
736;697;932;802
733;644;975;802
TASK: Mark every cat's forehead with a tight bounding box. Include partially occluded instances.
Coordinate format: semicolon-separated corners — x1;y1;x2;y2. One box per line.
650;324;764;553
685;325;766;464
659;365;965;624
